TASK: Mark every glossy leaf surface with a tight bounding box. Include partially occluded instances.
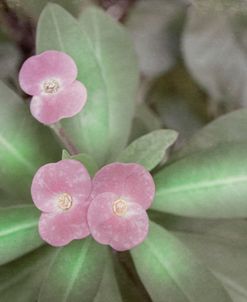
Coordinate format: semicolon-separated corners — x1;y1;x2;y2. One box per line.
131;222;232;302
153;143;247;218
37;4;138;165
0;205;43;265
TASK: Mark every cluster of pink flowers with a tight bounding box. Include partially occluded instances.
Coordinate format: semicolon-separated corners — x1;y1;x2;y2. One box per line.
31;160;155;251
20;50;155;251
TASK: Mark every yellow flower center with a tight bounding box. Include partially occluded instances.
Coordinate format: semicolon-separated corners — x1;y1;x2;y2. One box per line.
43;79;60;94
113;199;128;216
58;193;73;210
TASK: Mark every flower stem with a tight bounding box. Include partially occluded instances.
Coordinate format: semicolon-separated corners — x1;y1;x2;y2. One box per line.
50;122;78;155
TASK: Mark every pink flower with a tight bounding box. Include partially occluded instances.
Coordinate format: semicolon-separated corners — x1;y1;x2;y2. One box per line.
87;163;155;251
31;159;92;247
19;50;87;125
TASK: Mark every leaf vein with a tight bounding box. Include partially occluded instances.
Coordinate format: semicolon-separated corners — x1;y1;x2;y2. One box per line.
158;176;247;195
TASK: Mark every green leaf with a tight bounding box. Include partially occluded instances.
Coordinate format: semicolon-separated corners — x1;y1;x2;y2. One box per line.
0;81;60;201
0;246;55;302
126;0;186;77
150;210;247;243
174;108;247;160
153;143;247;218
129;103;162;143
117;129;178;171
0;191;21;208
0;205;43;265
227;291;246;302
149;210;228;235
62;150;98;176
150;209;247;244
38;238;108;302
131;222;232;302
188;0;247;13
6;0;92;20
148;64;209;145
136;104;162;132
182;7;247;112
151;212;247;302
62;149;70;159
37;4;138;166
173;220;247;302
93;252;123;302
112;252;151;302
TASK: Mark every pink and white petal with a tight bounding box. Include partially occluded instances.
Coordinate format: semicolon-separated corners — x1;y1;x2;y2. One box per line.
19;50;77;96
87;192;149;251
31;159;91;212
39;202;90;247
92;163;133;199
92;163;155;209
123;163;155;210
30;80;87;125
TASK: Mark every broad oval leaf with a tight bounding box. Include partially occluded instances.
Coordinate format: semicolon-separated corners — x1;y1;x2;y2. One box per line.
0;246;55;302
0;205;43;265
126;0;186;77
38;238;108;302
173;220;247;302
117;129;178;171
37;4;138;166
131;222;232;302
93;252;123;302
174;108;247;160
0;81;60;200
153;143;247;218
182;7;247;111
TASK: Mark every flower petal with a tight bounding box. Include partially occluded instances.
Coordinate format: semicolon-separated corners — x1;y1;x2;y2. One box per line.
31;159;91;212
39;203;90;247
30;80;87;125
92;163;155;209
87;192;149;251
19;50;77;96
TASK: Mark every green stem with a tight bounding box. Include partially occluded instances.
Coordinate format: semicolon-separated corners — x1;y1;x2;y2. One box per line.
50;122;78;155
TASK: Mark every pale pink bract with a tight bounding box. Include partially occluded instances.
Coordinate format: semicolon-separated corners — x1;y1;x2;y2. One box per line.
87;163;155;251
31;159;92;247
19;50;87;125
